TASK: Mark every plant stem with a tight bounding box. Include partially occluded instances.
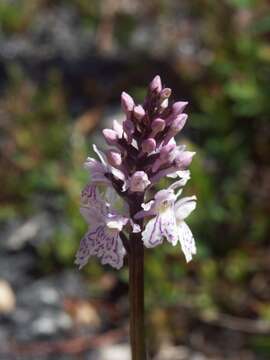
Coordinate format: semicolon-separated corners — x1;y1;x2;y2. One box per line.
129;200;147;360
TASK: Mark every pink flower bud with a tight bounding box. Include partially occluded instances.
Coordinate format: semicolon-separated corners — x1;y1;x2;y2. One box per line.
133;105;145;120
106;150;122;167
151;118;166;137
160;88;171;99
103;129;118;145
166;101;188;125
172;101;188;116
129;171;150;192
163;114;188;144
171;114;188;131
123;119;135;137
142;138;156;153
112;120;123;137
175;151;195;169
152;143;176;172
149;75;162;93
160;143;176;161
121;92;134;113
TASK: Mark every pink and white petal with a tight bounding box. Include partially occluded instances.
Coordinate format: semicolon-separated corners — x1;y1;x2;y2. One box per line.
142;216;163;248
168;170;191;187
92;174;111;185
177;221;196;262
134;207;157;220
174;196;197;221
75;226;100;269
106;214;128;231
129;219;141;233
111;167;126;182
101;236;125;269
134;200;156;220
81;184;98;203
80;184;107;216
160;209;178;245
80;206;103;225
104;187;118;204
154;189;176;205
150;166;179;183
84;157;105;172
121;179;129;192
93;144;108;166
142;200;155;211
97;230;125;269
113;119;124;137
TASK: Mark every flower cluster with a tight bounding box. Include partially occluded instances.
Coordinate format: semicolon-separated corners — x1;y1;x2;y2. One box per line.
75;75;197;269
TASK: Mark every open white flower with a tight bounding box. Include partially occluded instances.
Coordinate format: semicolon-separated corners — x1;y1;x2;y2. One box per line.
135;187;197;262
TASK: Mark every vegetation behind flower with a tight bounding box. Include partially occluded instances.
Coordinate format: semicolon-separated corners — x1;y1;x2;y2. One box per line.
0;0;270;357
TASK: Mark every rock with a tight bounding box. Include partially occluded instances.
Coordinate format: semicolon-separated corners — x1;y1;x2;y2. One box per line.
8;270;89;342
0;280;16;315
0;5;94;62
69;300;101;328
31;311;72;338
0;250;37;289
97;343;131;360
4;212;55;251
154;344;207;360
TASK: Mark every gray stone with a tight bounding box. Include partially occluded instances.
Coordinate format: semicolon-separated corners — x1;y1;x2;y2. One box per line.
4;212;55;251
96;343;131;360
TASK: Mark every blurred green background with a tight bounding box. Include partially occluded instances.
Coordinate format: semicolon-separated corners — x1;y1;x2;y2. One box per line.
0;0;270;359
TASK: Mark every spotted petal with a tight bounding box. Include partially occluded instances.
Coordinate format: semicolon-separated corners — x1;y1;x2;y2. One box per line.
160;208;178;245
80;184;108;216
75;225;125;270
75;226;101;270
142;215;163;247
175;196;197;221
177;221;196;262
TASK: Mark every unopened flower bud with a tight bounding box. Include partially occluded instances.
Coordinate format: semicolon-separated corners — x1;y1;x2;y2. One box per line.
106;150;122;167
121;92;134;113
163;114;188;144
103;129;118;145
133;105;145;120
129;171;150;192
160;143;176;161
123;119;135;137
152;143;176;172
149;75;162;93
171;114;187;131
166;101;188;125
171;101;188;116
160;88;171;99
142;138;156;153
151;118;166;137
112;120;123;137
175;151;196;169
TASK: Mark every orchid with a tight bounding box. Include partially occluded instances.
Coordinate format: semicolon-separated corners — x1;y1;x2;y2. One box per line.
76;75;197;360
135;186;197;262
